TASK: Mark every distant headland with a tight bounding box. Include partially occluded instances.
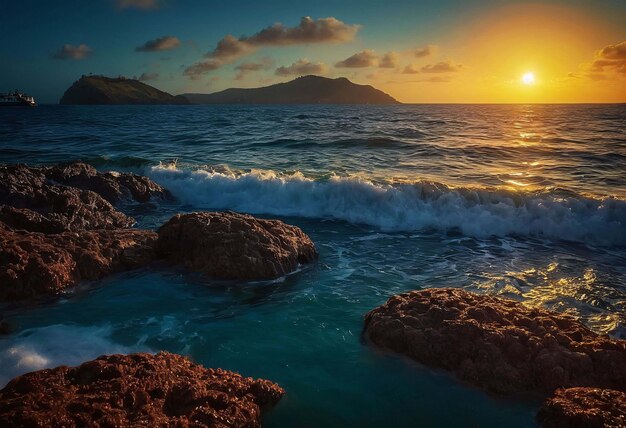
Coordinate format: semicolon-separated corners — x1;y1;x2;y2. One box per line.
183;75;399;104
59;75;189;105
59;75;399;105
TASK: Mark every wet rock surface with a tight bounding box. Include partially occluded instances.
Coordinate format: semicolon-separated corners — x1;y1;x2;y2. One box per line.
363;288;626;394
157;211;318;280
0;352;284;427
0;164;134;232
0;221;157;301
44;162;170;204
537;387;626;428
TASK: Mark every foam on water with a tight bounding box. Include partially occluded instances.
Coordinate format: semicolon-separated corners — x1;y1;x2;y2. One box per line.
149;164;626;247
0;324;148;387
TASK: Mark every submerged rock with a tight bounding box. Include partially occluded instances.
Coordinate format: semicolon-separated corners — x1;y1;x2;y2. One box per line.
0;222;157;300
363;288;626;394
537;387;626;427
0;352;284;427
157;211;318;280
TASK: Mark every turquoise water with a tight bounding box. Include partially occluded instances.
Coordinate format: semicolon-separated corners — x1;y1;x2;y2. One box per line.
1;104;625;426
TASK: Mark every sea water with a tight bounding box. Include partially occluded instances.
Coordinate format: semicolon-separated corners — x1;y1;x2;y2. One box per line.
1;104;625;427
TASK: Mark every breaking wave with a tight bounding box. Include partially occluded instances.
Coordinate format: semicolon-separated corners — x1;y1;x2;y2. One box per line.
149;164;626;247
0;324;148;387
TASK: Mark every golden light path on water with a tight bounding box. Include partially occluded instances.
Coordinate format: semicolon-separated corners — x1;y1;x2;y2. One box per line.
475;262;625;335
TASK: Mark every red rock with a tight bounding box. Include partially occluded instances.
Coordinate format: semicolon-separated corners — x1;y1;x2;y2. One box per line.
157;211;318;280
363;288;626;394
537;387;626;427
0;222;157;300
0;352;284;427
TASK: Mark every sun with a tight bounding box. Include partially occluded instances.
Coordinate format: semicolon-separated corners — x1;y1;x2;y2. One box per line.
521;72;536;85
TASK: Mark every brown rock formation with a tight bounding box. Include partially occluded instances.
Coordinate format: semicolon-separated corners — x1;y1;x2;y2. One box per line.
44;162;170;204
0;222;157;300
0;162;170;233
0;352;284;427
157;211;317;280
537;387;626;427
0;164;134;232
363;288;626;394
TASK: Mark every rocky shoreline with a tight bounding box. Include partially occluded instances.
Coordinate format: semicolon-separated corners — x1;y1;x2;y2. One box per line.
1;162;624;427
0;352;283;427
363;288;626;427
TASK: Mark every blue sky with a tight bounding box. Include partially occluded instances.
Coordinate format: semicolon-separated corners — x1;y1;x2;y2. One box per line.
1;0;624;103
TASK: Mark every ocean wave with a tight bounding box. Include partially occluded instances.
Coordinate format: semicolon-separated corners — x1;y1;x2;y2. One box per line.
148;165;626;247
0;324;148;387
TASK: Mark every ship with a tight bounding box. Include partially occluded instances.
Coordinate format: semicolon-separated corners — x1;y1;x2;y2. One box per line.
0;90;36;107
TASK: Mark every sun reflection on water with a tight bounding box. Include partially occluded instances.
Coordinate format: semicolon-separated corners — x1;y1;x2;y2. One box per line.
475;262;626;338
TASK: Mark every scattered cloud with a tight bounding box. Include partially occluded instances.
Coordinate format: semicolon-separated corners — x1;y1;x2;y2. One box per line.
379;51;399;68
275;59;328;76
414;44;438;58
117;0;161;10
571;41;626;80
589;41;626;74
402;64;420;74
234;58;273;80
52;44;93;60
183;59;222;79
135;36;180;52
138;72;159;81
335;50;378;68
192;16;359;75
423;76;451;83
420;60;463;73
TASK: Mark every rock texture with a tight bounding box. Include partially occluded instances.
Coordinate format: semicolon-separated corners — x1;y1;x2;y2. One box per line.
0;222;157;300
0;164;133;233
0;162;169;233
363;288;626;394
537;387;626;428
157;211;318;280
44;162;171;205
0;352;284;427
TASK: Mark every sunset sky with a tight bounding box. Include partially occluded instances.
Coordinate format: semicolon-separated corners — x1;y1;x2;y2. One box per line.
1;0;625;104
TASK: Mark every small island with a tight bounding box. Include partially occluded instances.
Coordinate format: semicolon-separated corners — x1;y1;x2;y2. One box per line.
60;75;189;105
60;75;399;105
184;75;399;104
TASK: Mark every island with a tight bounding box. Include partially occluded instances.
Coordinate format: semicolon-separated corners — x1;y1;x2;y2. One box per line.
183;75;399;104
59;75;189;105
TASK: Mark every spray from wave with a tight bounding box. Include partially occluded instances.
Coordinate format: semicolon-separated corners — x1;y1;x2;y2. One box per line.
0;324;148;387
148;164;626;247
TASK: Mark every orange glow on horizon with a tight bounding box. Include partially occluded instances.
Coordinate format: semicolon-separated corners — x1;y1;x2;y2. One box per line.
371;3;626;103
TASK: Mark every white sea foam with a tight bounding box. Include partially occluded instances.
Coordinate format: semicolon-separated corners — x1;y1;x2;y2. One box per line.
0;324;148;387
149;165;626;247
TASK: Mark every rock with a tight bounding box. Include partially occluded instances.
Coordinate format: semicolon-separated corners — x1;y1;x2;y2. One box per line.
0;222;157;300
0;205;68;234
363;288;626;394
0;164;134;232
537;387;626;427
156;211;318;280
0;352;284;427
44;162;171;204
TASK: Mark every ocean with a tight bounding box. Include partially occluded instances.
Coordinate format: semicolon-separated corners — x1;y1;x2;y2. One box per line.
1;104;625;427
